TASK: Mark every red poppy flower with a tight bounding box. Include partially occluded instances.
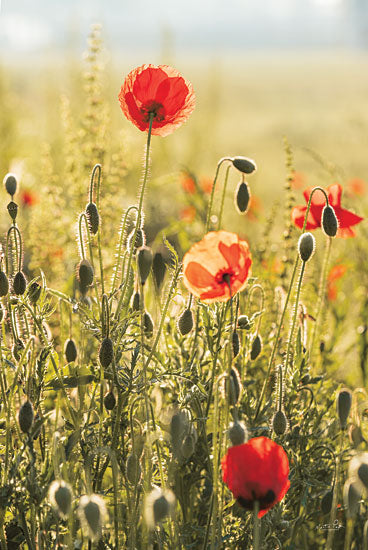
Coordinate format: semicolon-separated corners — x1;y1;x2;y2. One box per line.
182;231;252;303
180;206;196;223
20;189;37;207
347;178;366;197
291;183;364;237
290;171;306;190
327;263;347;301
221;436;290;518
118;64;195;137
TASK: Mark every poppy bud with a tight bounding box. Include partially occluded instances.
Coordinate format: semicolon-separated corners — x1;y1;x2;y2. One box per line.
127;228;145;251
0;271;9;297
143;312;154;336
85;202;100;235
132;291;141;311
300;374;311;385
337;389;352;429
104;391;116;411
298;232;316;263
250;334;262;360
272;410;288;435
235;180;251;214
322;205;338;237
232;331;240;357
170;411;187;442
237;315;251;330
3;173;17;196
78;259;94;290
152;252;166;290
181;433;195;459
137;246;153;285
228;421;248;446
231;156;257;175
99;337;114;368
13;272;27;296
64;338;78;363
344;480;361;519
78;494;107;542
0;304;4;323
126;453;142;484
28;282;41;304
228;367;242;406
177;308;194;335
48;480;73;519
321;489;333;515
7;201;18;221
12;338;24;362
18;400;34;433
144;488;176;530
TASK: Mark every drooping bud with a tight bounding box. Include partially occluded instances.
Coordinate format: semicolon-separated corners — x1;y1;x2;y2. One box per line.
99;337;114;368
344;480;361;519
237;315;251;330
48;480;73;519
18;400;34;433
78;494;107;542
322;205;338;237
127;228;145;251
228;421;248;446
228;367;242;406
0;271;9;297
143;312;154;337
232;331;240;357
231;156;257;175
177;308;194;335
250;334;262;360
132;291;141;311
126;453;142;485
7;201;18;221
137;246;153;285
64;339;78;363
144;487;176;530
235;180;251;214
298;232;316;263
28;282;41;304
85;202;100;235
152;252;166;290
337;389;352;429
3;173;17;196
78;259;94;294
13;272;27;296
272;410;288;435
321;489;333;515
104;391;116;411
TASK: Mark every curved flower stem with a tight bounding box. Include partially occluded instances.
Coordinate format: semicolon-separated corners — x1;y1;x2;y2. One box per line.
78;212;100;313
217;164;232;230
94;165;105;297
89;164;101;204
206;157;232;232
285;261;306;376
115;115;154;320
248;284;265;336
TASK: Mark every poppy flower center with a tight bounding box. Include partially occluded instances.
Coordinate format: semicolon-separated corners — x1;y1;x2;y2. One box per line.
140;101;166;123
215;269;236;287
237;489;275;511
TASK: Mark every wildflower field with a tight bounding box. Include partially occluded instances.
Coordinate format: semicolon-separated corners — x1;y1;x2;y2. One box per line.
1;26;368;549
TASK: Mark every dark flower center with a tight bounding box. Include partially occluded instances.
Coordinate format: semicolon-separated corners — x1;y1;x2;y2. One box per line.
140;101;166;123
237;490;276;511
215;269;235;287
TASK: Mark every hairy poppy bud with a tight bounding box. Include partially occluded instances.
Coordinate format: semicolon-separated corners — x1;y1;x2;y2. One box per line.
298;232;316;263
64;338;78;363
126;453;142;485
181;433;195;459
78;494;107;542
228;367;242;406
177;308;194;335
127;228;145;251
250;334;262;360
337;389;352;429
235;180;251;214
13;271;27;296
85;202;100;235
321;489;333;515
237;315;251;330
18;400;34;433
7;201;18;221
0;271;9;297
273;410;288;435
344;480;361;519
49;480;73;519
232;331;240;357
78;259;94;291
152;252;166;290
231;156;257;175
144;488;176;530
137;246;153;285
132;291;141;311
4;173;17;196
104;391;116;411
228;421;248;446
28;282;41;304
322;205;338;237
143;312;154;336
99;337;113;368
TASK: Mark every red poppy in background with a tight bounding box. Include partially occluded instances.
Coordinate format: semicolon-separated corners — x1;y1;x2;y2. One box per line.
118;64;195;137
181;174;213;195
291;183;364;237
20;189;37;207
180;206;196;223
290;171;306;190
183;231;252;303
327;263;347;301
222;437;290;518
347;178;366;197
247;195;263;221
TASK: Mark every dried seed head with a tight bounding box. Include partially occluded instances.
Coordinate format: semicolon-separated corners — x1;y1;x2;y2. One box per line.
228;421;248;446
232;331;240;357
0;271;9;297
144;487;176;530
126;453;142;485
143;312;154;336
78;494;107;542
18;400;34;433
235;180;251;214
28;282;41;304
321;489;333;515
49;480;73;519
237;314;251;330
3;173;17;196
177;308;194;335
99;337;114;368
322;205;338;237
228;367;242;406
137;246;153;285
13;271;27;296
127;228;145;251
231;156;257;175
85;202;100;235
272;410;288;435
7;201;18;221
78;259;94;291
250;334;262;360
104;391;116;411
181;433;195;459
132;291;140;311
337;389;352;429
64;339;78;363
344;480;361;519
152;252;166;290
298;232;316;263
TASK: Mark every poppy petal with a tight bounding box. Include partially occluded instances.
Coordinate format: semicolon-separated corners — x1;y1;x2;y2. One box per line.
184;261;216;288
334;206;364;229
291;205;319;230
327;183;342;206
